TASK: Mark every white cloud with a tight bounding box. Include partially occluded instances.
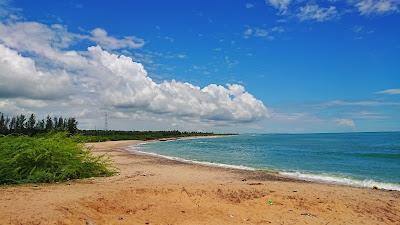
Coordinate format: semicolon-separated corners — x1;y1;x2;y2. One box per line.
0;0;19;19
376;88;400;95
335;118;356;129
322;100;400;107
356;0;399;15
0;21;91;68
244;27;269;38
0;20;268;126
267;0;292;14
89;28;145;50
349;111;387;119
0;44;73;99
0;22;144;65
245;3;255;8
352;25;374;40
243;26;284;40
297;4;338;22
85;46;268;122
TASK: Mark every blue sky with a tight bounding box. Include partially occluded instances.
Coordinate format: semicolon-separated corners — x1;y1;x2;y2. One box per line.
0;0;399;133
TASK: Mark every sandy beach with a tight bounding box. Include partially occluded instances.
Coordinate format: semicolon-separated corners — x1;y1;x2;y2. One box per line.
0;139;399;225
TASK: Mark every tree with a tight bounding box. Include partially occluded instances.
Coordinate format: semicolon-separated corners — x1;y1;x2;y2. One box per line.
9;117;16;131
15;114;26;131
0;113;6;134
0;113;78;135
57;117;64;130
67;118;78;134
36;119;45;130
53;117;59;130
26;113;36;133
45;115;53;131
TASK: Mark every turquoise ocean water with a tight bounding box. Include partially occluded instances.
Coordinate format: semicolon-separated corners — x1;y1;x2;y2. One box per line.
128;132;400;191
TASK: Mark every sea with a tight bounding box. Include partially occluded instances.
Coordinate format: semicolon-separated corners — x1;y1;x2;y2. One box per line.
128;132;400;191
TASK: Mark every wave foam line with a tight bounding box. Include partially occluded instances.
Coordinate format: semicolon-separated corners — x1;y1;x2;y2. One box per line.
280;171;400;191
127;146;255;171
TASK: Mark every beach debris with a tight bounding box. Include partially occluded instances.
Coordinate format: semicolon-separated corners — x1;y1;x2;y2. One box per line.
267;199;273;205
301;212;316;217
230;215;234;218
85;219;96;225
241;178;247;182
372;186;379;190
292;190;297;193
248;182;263;185
126;209;134;215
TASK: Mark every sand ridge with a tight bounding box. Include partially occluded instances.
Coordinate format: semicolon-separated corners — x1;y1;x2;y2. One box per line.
0;140;399;225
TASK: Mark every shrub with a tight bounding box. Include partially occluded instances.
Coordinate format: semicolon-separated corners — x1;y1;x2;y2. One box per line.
0;132;114;184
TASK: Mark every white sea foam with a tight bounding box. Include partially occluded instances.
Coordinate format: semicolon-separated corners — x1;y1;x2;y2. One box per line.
280;171;400;191
127;145;255;171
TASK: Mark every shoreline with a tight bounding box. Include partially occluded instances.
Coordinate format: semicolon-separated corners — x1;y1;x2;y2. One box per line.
129;137;400;192
1;139;399;224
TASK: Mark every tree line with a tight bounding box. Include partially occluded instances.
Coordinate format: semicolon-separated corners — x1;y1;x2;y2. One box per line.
0;112;78;135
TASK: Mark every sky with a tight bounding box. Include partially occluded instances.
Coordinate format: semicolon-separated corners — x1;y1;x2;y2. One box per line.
0;0;399;133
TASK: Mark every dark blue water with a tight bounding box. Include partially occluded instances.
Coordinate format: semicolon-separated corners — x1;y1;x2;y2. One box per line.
131;132;400;190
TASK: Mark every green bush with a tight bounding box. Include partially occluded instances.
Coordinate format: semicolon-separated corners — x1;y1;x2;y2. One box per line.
0;132;114;184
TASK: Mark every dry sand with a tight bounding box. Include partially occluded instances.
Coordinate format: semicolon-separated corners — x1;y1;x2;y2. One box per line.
0;139;399;225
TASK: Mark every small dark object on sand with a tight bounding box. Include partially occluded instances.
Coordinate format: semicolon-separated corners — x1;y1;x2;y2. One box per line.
301;213;316;217
248;182;263;185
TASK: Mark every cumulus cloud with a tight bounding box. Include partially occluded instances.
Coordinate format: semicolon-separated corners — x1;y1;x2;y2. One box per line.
0;44;73;99
0;20;268;126
0;22;144;63
297;4;338;22
0;21;91;69
81;46;268;122
335;118;356;129
89;28;145;50
376;88;400;95
356;0;399;15
267;0;292;14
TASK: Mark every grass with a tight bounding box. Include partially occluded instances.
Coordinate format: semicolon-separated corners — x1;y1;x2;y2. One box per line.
0;132;114;185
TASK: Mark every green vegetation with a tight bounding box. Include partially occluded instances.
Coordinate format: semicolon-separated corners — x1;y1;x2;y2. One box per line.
0;112;230;185
0;112;78;135
0;112;229;141
78;130;222;142
0;133;113;185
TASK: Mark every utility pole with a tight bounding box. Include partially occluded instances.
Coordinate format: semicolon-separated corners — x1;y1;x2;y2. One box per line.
104;112;108;131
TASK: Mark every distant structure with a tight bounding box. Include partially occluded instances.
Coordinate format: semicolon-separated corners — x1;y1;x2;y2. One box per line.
104;112;108;131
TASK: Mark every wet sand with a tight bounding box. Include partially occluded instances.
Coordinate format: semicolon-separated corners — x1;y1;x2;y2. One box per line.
0;140;399;225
